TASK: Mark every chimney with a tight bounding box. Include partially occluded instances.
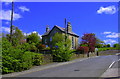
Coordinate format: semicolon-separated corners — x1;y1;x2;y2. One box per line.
46;25;49;32
67;22;72;33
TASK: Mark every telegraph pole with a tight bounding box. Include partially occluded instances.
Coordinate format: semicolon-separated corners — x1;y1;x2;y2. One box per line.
10;0;14;43
64;18;67;47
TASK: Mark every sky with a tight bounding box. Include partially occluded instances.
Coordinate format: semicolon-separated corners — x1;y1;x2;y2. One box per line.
1;1;120;46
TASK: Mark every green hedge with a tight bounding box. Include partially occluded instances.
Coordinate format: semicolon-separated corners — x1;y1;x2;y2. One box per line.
98;47;120;52
2;38;43;74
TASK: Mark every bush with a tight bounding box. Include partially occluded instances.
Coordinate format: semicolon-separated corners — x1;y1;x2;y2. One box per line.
52;42;73;62
33;53;43;66
2;38;44;74
21;51;33;70
77;46;89;54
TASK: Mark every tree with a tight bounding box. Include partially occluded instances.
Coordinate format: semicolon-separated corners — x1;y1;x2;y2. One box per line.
51;32;65;48
81;33;96;52
95;38;105;48
6;26;24;46
51;33;73;62
77;46;89;57
26;32;40;44
107;44;111;47
113;43;120;48
36;44;46;52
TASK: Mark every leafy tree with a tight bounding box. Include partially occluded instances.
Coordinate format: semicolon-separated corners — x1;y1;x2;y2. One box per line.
95;38;104;48
29;43;37;52
26;32;40;44
113;43;120;48
51;33;73;62
6;26;24;46
81;33;96;52
106;44;111;47
77;46;89;54
51;32;65;47
36;44;46;51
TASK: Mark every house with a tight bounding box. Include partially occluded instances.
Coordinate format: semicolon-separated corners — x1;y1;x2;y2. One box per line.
42;22;79;49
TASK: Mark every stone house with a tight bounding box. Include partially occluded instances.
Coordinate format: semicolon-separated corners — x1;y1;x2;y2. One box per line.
42;22;79;49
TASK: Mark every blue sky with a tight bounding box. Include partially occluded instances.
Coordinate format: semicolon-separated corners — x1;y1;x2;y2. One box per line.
1;2;120;45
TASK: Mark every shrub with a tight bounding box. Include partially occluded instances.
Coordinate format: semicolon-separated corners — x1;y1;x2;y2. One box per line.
37;44;46;51
77;46;89;54
33;53;43;66
52;42;73;62
21;51;33;70
2;38;44;74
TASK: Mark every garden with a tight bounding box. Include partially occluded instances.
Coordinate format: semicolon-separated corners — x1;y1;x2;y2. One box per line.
2;26;120;74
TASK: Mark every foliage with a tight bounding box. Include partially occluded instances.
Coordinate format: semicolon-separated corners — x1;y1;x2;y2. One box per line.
81;33;96;52
16;43;31;51
51;32;65;47
77;46;89;54
51;33;73;62
36;44;46;51
29;43;37;52
106;44;111;47
26;32;40;44
33;53;43;66
113;43;120;48
2;37;43;74
98;48;111;52
7;26;24;46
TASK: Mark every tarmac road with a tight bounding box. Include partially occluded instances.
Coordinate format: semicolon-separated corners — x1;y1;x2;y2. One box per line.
15;55;118;77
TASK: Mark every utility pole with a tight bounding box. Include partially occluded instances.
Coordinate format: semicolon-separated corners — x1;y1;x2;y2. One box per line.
10;0;14;43
64;18;67;45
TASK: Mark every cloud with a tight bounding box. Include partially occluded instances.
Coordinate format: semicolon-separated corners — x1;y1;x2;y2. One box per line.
2;0;13;2
0;10;22;21
4;2;11;5
102;32;111;34
24;31;42;39
106;32;120;38
102;32;120;38
2;27;10;33
5;21;10;25
97;5;117;14
18;6;30;12
103;39;118;45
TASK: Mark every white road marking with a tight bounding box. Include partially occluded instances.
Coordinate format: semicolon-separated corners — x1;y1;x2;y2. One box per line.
109;61;116;68
117;59;120;61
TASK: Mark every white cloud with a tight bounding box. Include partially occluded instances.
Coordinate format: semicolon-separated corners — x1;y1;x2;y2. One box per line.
106;32;120;38
102;32;111;34
18;6;30;12
102;32;120;38
2;27;10;33
0;10;22;21
5;21;10;25
103;39;118;45
97;5;117;14
2;0;11;2
1;0;16;2
4;2;11;5
24;31;42;39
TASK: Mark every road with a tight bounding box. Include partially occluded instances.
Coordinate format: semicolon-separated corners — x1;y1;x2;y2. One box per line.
15;55;119;77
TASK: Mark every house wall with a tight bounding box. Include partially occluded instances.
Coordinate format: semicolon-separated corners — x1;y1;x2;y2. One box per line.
42;27;62;46
42;27;79;49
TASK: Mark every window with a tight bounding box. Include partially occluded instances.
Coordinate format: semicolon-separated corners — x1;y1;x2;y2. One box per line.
50;37;52;41
54;30;57;34
72;37;74;49
45;39;47;44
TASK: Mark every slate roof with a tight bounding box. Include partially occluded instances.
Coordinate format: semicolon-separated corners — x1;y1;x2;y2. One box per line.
42;25;79;37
